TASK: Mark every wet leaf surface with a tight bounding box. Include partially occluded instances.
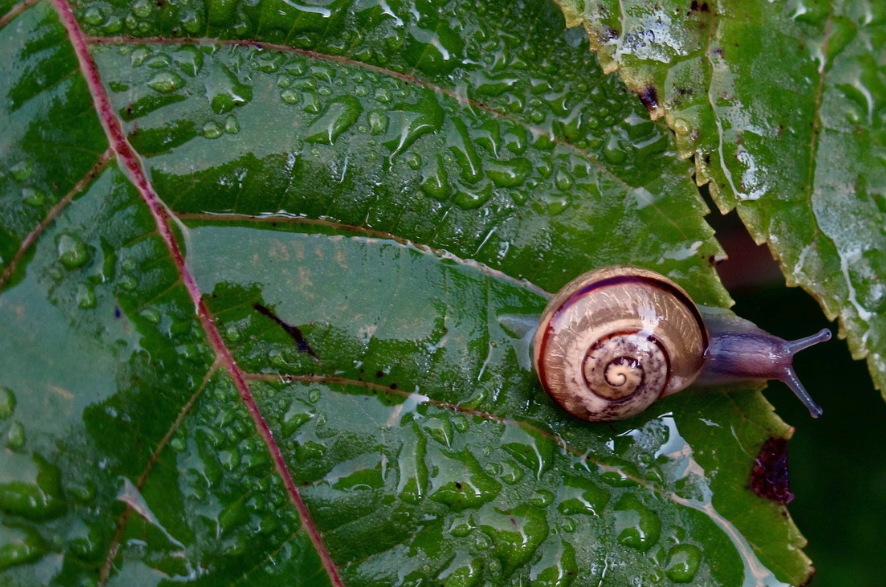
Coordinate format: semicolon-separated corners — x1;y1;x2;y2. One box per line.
0;0;816;585
556;0;886;394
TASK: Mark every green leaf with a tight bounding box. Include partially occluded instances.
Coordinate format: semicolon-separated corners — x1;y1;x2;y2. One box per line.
0;0;814;585
554;0;886;393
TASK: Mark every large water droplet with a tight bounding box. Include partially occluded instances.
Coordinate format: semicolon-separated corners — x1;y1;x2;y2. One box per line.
10;160;33;182
202;121;224;139
420;156;451;201
603;132;628;164
147;71;185;94
67;518;104;562
207;65;252;114
0;525;48;571
665;544;702;582
428;448;501;511
0;388;16;419
613;494;661;551
487;158;531;188
6;421;25;450
0;453;66;520
57;234;90;269
557;475;610;516
76;283;97;309
382;93;445;159
448;119;484;183
21;187;45;207
305;96;363;145
453;185;492;210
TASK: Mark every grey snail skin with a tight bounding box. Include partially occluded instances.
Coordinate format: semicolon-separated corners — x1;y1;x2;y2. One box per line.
532;266;831;422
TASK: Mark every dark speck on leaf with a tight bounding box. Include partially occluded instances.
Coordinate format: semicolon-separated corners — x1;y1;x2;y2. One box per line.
455;482;463;490
375;370;385;378
390;383;398;390
253;302;319;359
114;306;121;319
637;86;659;112
748;437;794;505
690;0;710;11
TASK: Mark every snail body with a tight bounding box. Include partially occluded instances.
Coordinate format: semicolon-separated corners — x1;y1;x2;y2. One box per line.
533;266;830;422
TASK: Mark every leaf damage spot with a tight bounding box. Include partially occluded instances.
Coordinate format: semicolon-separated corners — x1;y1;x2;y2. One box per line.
636;86;659;113
748;437;794;505
689;1;710;12
253;302;319;359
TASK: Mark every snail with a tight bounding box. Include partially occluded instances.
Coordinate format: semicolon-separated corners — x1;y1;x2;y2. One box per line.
532;266;831;422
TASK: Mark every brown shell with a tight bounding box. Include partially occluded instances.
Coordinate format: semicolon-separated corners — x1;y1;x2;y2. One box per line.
532;266;709;421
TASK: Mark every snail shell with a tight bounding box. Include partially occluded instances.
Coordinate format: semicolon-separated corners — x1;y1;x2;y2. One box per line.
533;266;830;422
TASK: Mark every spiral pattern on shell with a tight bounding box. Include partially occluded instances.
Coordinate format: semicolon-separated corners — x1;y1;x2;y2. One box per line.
533;266;708;422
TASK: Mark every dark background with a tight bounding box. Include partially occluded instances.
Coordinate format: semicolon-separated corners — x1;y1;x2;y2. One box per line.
708;203;886;587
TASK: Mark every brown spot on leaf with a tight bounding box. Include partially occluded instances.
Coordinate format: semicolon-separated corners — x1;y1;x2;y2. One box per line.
637;86;659;113
690;1;710;11
748;437;794;505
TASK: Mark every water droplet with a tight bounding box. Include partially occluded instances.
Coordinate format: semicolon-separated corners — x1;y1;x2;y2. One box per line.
305;96;363;145
613;494;661;551
181;8;201;33
144;54;171;69
477;504;548;574
406;152;422;170
68;478;97;502
225;116;240;134
429;449;501;511
203;121;224;139
603;133;628;164
600;469;639;487
487;158;531;188
672;118;691;136
103;14;123;34
82;6;104;25
10;160;33;182
21;187;44;207
375;87;393;103
207;66;252;114
448;119;484;183
528;489;555;508
401;21;463;75
0;388;15;419
147;71;185;94
281;88;300;104
67;519;104;562
56;234;90;269
420;156;451;201
302;90;321;113
0;525;48;571
118;274;138;291
76;283;97;309
140;307;161;323
422;415;453;446
368;111;388;135
0;453;66;520
557;476;610;516
173;46;203;77
554;169;573;191
6;421;25;450
662;543;702;582
382;93;445;158
224;325;241;342
453;185;492;210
